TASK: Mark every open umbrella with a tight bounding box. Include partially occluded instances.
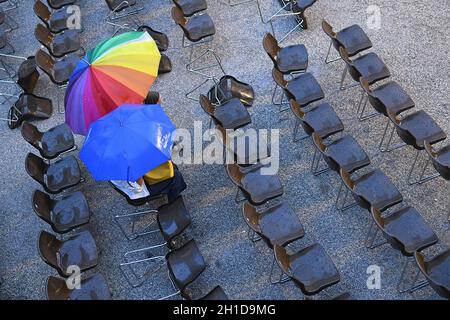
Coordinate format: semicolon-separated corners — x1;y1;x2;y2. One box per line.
79;104;176;182
65;31;161;135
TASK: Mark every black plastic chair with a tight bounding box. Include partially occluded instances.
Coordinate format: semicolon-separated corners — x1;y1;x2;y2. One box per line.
17;56;40;93
369;206;438;293
35;24;82;58
387;109;447;185
25;152;81;194
137;25;169;52
105;0;143;21
38;230;98;277
35;49;79;86
312;133;370;177
273;243;340;296
415;250;450;299
7;93;52;129
34;0;72;33
226;163;284;206
207;75;255;107
173;0;207;17
199;286;229;300
46;273;111;300
290;99;344;142
322;20;372;64
272;67;324;112
425;141;450;181
21;122;76;160
158;53;172;75
32;189;90;233
47;0;76;9
339;168;403;213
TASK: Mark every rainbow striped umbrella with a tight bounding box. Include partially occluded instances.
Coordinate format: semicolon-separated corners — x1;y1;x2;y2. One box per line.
64;31;161;135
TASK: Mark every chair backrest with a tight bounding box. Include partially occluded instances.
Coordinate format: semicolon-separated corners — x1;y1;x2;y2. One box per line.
273;245;291;275
34;0;51;22
425;142;450;180
312;132;326;153
242;201;262;233
25;152;48;184
35;23;53;49
322;19;336;39
144;91;161;104
339;167;355;191
199;94;215;116
414;250;450;299
171;5;187;28
46;276;70;300
32;189;53;224
226;163;244;187
37;230;61;269
21;121;44;150
262;33;280;65
271;67;288;89
35;49;56;79
17;56;40;93
370;207;385;230
289;99;306;120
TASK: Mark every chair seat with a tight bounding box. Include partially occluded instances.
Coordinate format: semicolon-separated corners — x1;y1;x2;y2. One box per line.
174;0;207;16
336;24;372;56
69;273;111;300
290;243;340;295
425;250;450;293
207;75;254;107
184;13;215;42
241;170;283;205
157;196;191;242
48;0;76;9
200;286;228;300
276;44;308;73
292;0;317;11
353;169;402;211
138;25;169;51
52;30;81;57
435;145;450;177
325;135;370;173
53;54;79;85
259;201;304;246
214;98;251;129
167;240;206;290
41;123;75;158
48;8;71;33
398;110;447;149
52;191;90;233
352;52;390;84
58;231;98;275
301;103;344;138
371;81;415;115
46;156;81;193
383;206;438;254
287;73;324;106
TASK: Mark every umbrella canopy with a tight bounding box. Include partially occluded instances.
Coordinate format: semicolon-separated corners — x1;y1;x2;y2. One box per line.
80;104;176;182
65;31;161;135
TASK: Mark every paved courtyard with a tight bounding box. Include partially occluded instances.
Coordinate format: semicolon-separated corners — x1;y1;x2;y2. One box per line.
0;0;449;300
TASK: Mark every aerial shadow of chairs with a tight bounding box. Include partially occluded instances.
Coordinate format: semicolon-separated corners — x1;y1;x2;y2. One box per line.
369;206;438;293
256;0;317;43
199;94;251;130
273;243;341;298
25;152;81;194
121;238;206;300
226;163;284;206
386;109;447;185
0;6;18;32
7;92;52;129
206;75;255;107
289;99;344;143
312;132;370;178
173;0;207;17
21;122;76;160
34;0;76;34
0;22;14;54
263;32;308;107
35;48;79;113
105;0;144;21
171;5;225;101
46;272;111;300
414;249;450;299
322;19;372;64
338;46;390;101
35;24;83;58
32;189;90;233
47;0;76;10
215;124;271;166
338;167;403;213
359;78;415;152
38;230;98;277
272;67;324;113
243;200;305;284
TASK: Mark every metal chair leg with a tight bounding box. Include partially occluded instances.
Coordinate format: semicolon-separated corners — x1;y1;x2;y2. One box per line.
269;256;291;285
219;0;254;6
397;257;429;294
339;65;359;91
235;188;247;203
325;40;341;64
247;226;262;242
1;0;18;12
292;118;309;142
311;148;330;176
364;220;387;249
357;92;379;121
335;180;357;211
379;120;407;153
407;152;440;185
114;209;159;241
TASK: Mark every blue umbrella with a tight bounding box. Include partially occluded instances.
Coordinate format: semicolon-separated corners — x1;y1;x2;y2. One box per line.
80;104;176;181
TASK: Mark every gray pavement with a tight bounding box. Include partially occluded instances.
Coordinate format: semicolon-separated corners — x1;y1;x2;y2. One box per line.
0;0;449;300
